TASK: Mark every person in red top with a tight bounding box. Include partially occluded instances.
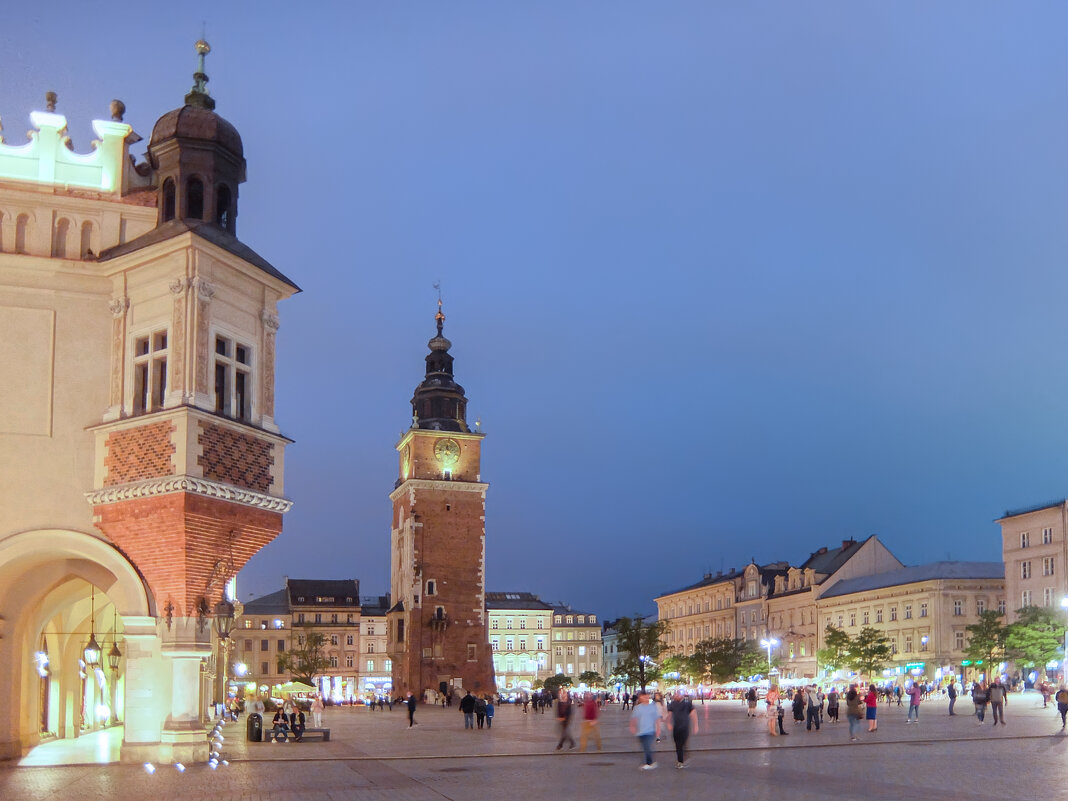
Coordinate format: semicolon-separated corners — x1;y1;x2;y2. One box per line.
578;692;602;752
865;684;879;732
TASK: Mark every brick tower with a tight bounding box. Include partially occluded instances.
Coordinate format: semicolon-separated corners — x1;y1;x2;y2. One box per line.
388;301;495;698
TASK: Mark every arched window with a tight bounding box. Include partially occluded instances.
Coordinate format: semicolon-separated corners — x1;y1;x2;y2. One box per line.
53;218;70;258
216;184;232;230
15;214;30;254
186;177;204;220
80;221;94;258
161;178;176;222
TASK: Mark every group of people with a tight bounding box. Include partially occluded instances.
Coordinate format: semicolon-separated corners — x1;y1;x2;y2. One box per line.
457;690;497;729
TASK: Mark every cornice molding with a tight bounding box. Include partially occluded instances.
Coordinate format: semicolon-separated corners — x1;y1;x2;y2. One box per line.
389;478;489;501
86;476;293;513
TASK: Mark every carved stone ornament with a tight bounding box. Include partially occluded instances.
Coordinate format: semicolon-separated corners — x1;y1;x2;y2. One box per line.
169;277;188;295
108;297;129;317
86;476;293;513
193;277;215;301
260;309;280;331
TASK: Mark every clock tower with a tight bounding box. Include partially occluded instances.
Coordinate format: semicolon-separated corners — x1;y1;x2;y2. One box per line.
387;301;496;697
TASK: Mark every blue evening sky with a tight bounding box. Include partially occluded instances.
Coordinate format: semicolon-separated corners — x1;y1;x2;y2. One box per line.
4;2;1068;619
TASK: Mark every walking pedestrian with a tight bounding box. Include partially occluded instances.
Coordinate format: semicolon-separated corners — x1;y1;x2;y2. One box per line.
845;685;864;742
485;696;495;729
555;689;576;750
666;689;698;768
475;695;488;729
1055;686;1068;731
578;692;602;752
826;688;839;722
406;691;417;728
629;691;661;770
989;678;1007;726
946;681;957;715
805;685;821;731
972;681;989;724
459;690;476;729
766;685;781;736
792;688;805;725
905;682;922;724
746;687;758;717
865;684;879;732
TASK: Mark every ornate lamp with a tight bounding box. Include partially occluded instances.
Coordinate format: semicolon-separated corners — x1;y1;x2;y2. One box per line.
83;586;102;670
213;598;235;640
107;609;122;672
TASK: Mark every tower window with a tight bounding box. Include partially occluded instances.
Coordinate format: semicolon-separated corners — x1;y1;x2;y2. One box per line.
186;177;204;219
214;334;252;421
426;580;436;596
216;184;233;230
133;330;168;413
162;179;176;222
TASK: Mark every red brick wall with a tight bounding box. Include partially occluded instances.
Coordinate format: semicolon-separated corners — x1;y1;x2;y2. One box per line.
198;422;274;492
94;493;282;614
104;421;176;486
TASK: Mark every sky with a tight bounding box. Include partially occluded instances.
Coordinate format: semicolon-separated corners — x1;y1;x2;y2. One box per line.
5;2;1068;620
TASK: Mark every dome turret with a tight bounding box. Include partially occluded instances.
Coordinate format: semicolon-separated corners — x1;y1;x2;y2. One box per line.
410;300;470;432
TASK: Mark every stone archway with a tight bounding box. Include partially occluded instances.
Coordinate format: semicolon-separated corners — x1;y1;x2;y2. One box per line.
0;529;153;762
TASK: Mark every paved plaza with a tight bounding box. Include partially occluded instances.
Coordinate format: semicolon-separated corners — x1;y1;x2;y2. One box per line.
3;693;1067;800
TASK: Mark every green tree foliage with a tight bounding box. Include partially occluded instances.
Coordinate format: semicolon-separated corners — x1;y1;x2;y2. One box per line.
276;623;330;685
964;610;1007;671
691;637;767;683
578;670;605;687
816;624;852;672
542;673;573;695
1005;606;1063;677
846;627;893;679
614;616;670;692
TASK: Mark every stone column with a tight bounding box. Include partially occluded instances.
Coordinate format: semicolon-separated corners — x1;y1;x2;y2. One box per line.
158;616;210;763
118;616;162;763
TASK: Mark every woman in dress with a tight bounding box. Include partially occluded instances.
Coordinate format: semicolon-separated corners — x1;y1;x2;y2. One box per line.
791;688;805;724
864;684;879;732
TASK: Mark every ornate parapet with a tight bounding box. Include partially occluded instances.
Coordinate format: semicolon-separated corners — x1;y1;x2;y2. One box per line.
0;109;143;193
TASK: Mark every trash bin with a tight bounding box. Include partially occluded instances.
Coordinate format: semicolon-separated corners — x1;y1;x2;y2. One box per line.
246;712;263;742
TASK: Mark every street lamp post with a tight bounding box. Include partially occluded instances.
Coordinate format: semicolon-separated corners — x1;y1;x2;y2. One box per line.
760;638;779;678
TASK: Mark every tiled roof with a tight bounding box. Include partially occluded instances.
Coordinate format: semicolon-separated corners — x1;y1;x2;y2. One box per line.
550;604;598;625
360;595;391;615
801;538;865;574
658;568;744;599
486;591;554;611
820;561;1005;600
241;588;289;615
286;579;360;606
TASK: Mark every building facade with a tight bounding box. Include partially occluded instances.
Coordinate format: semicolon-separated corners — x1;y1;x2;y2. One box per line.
816;562;1005;683
550;605;601;680
656;569;741;657
0;45;296;763
388;303;495;697
486;592;553;692
996;501;1068;622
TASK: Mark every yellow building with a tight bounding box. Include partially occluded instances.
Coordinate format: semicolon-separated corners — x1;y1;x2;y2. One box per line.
816;562;1005;684
655;569;742;657
996;501;1068;622
486;592;553;692
551;605;602;682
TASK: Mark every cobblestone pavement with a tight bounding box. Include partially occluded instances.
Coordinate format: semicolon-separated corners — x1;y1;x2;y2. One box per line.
3;693;1067;800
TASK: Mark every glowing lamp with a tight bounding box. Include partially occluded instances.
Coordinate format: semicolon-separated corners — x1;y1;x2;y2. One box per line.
83;633;102;671
107;640;122;672
213;599;236;639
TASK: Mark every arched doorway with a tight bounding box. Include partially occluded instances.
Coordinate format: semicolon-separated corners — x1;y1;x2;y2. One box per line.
0;529;153;762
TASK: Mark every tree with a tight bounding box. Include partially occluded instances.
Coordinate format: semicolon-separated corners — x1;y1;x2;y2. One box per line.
578;670;604;687
542;673;573;695
614;616;670;692
276;624;329;685
691;637;766;683
816;624;852;673
660;654;697;685
1005;606;1063;678
964;610;1007;676
846;627;893;679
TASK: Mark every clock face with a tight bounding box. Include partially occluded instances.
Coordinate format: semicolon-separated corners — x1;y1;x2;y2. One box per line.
434;438;461;466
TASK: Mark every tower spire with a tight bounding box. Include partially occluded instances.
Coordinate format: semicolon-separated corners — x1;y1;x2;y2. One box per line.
434;282;444;337
185;39;216;110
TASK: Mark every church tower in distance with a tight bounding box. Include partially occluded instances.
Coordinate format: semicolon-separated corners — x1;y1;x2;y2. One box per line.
388;301;495;698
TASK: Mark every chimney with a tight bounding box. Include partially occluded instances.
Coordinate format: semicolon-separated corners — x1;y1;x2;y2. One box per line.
842;539;854;551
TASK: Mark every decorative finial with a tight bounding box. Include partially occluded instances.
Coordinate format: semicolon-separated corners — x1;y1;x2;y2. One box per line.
185;39;216;110
110;100;126;122
45;91;57;113
433;281;445;337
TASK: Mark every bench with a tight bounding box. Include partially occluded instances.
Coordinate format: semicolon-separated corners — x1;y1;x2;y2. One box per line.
265;727;331;742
